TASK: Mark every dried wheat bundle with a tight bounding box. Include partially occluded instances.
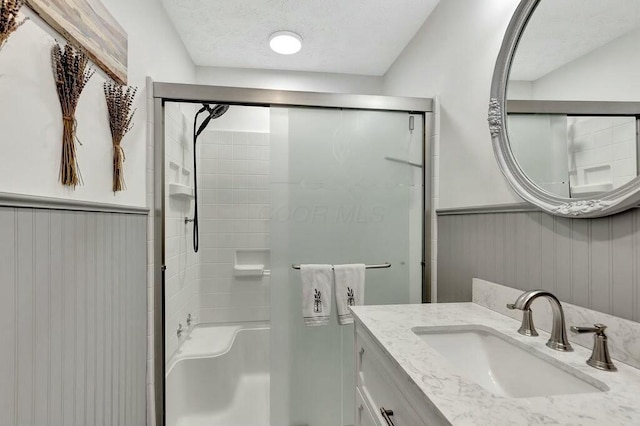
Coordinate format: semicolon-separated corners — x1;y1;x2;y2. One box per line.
104;81;137;192
51;43;94;187
0;0;25;51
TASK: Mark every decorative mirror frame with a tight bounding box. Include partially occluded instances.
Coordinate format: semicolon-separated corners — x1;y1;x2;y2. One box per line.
489;0;640;218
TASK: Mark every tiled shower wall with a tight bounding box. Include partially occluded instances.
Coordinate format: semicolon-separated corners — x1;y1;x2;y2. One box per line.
196;128;271;323
568;116;637;190
437;208;640;323
164;103;198;360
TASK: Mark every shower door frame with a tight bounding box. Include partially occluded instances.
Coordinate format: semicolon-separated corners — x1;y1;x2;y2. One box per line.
152;82;434;425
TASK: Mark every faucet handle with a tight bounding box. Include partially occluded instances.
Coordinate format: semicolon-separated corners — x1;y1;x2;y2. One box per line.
506;302;539;337
177;323;184;338
570;323;617;371
570;324;606;334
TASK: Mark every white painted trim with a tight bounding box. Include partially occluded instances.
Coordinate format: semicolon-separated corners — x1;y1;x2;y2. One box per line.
0;192;148;215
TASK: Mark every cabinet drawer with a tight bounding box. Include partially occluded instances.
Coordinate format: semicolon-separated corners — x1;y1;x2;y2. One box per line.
356;387;380;426
356;337;425;426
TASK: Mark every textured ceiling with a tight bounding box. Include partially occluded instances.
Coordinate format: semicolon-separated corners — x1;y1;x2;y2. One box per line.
510;0;640;81
160;0;440;76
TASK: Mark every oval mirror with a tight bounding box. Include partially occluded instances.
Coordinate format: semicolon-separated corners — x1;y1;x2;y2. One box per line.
489;0;640;217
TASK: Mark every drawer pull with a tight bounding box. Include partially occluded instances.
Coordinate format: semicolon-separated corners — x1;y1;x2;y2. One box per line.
380;407;395;426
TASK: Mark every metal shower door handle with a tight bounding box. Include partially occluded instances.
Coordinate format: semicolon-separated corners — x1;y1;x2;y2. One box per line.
380;407;395;426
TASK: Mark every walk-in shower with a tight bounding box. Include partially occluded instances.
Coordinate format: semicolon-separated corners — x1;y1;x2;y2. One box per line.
154;83;433;426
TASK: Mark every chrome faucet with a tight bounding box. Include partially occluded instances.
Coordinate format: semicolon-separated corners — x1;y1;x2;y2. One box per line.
570;324;616;371
507;290;573;352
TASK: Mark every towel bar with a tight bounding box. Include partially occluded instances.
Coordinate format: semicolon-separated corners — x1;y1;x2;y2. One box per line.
291;263;391;270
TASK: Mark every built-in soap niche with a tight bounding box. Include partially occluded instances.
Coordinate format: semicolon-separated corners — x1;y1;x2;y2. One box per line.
234;249;271;279
168;161;194;200
571;165;613;198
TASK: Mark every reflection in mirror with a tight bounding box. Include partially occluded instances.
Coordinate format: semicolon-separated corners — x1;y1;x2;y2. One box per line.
508;114;638;198
506;0;640;198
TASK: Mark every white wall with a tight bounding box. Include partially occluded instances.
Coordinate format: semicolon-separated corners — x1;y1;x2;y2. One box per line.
522;27;640;101
197;66;383;95
0;0;195;207
383;0;523;209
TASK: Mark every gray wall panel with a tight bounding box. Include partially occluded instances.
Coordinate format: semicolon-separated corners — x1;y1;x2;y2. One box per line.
438;209;640;323
0;208;16;425
539;213;555;293
571;220;590;309
0;207;147;426
16;209;34;426
590;218;611;314
612;211;634;320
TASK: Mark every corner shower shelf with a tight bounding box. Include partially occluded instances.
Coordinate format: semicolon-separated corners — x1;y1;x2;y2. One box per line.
169;183;194;200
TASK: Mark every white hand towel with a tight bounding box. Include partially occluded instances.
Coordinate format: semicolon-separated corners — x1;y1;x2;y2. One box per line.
300;264;333;326
334;264;365;325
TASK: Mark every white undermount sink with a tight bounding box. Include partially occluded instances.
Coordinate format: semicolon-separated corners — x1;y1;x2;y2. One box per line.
412;325;607;398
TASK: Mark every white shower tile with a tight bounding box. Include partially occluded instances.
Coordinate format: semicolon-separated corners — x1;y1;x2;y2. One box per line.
217;190;234;204
200;189;217;203
233;205;249;218
613;141;635;161
218;175;233;189
232;219;249;233
230;289;270;307
216;220;234;233
248;190;270;204
248;220;269;233
218;160;233;174
247;146;262;160
218;144;233;159
214;131;233;145
198;278;233;294
233;132;248;145
613;121;636;143
200;143;219;159
199;264;231;280
593;128;613;148
233;190;249;204
202;173;220;188
248;204;269;219
233;175;249;189
614;158;635;177
200;159;218;173
198;293;232;309
233;145;248;160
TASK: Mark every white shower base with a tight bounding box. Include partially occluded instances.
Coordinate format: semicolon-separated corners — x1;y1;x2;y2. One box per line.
166;322;270;426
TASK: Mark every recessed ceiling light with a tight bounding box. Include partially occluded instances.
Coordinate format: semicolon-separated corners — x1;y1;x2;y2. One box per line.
269;31;302;55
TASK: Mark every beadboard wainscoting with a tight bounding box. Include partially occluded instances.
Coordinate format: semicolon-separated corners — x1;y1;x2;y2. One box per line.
437;207;640;322
0;206;147;426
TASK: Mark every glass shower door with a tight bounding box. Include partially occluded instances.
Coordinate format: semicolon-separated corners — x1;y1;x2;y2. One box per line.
270;107;422;426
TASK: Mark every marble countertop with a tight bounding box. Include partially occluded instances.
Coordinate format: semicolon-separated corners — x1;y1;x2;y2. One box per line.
350;303;640;426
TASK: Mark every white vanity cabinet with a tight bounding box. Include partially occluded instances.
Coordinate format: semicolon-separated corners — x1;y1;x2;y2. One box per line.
354;323;451;426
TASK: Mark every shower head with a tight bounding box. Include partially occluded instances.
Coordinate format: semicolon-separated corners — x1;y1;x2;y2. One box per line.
190;102;230;253
195;103;230;138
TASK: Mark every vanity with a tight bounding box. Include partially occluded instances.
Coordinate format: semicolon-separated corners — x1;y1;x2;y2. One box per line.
351;280;640;426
